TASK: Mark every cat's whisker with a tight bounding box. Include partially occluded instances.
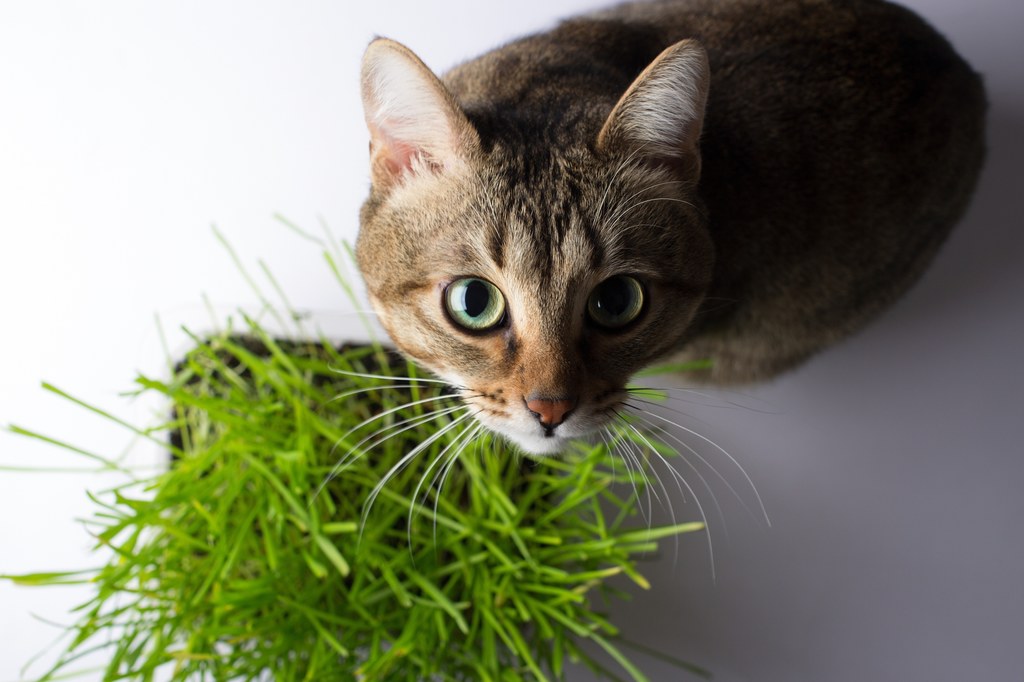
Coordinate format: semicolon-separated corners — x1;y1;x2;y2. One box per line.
604;177;687;222
314;403;467;501
339;403;467;466
329;367;453;386
600;427;644;521
620;419;713;571
599;428;618;480
632;407;770;527
321;397;458;474
624;392;712;421
605;192;696;237
628;385;718;401
626;385;782;415
602;178;692;233
414;432;465;536
595;146;647;223
619;418;686;506
621;395;721;436
432;422;485;547
334;392;469;450
407;416;481;553
621;419;680;531
359;411;475;539
626;430;664;528
330;383;459;403
607;421;656;528
612;221;672;237
624;404;730;539
623;404;733;535
612;195;698;228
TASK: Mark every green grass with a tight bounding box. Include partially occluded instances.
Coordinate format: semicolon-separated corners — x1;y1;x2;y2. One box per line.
3;241;708;681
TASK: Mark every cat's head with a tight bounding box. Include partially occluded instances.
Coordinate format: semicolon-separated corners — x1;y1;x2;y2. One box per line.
356;37;712;455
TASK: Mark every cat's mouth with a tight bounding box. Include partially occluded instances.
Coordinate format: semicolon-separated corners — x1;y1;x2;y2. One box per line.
492;422;581;457
464;391;621;457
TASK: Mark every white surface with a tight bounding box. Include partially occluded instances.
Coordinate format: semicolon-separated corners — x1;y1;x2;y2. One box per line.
1;2;1021;681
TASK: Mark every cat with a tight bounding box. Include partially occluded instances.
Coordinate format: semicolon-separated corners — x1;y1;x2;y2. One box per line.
355;0;986;456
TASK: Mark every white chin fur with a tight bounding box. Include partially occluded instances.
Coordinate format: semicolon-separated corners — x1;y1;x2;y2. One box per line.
506;432;573;457
482;418;582;457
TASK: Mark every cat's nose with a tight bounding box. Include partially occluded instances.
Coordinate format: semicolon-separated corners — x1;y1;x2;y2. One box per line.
525;396;577;428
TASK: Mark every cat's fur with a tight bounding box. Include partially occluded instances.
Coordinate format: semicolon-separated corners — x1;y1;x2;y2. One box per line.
356;0;986;455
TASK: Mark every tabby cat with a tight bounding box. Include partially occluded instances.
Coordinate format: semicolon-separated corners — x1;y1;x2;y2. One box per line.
355;0;986;455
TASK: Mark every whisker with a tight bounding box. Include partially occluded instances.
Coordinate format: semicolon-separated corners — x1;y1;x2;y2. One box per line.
603;179;692;234
611;221;673;237
626;386;782;415
633;407;770;527
622;420;714;572
625;400;745;496
621;419;684;506
600;427;642;516
330;383;462;403
333;392;468;450
607;420;655;528
621;194;697;214
433;422;485;547
621;419;679;533
407;416;480;552
622;412;722;577
329;367;453;386
595;146;647;224
359;412;475;538
627;385;717;401
313;403;466;501
623;423;668;518
623;395;718;431
603;178;689;229
599;427;618;480
334;403;466;470
624;405;732;536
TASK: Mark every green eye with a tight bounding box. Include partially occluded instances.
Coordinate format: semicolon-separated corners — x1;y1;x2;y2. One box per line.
444;278;506;331
587;275;645;329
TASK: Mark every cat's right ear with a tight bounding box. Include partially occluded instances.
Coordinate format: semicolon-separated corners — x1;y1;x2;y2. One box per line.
597;39;709;177
361;38;480;190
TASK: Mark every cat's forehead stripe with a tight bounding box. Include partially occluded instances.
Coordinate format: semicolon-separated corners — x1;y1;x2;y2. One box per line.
484;159;605;281
487;216;506;269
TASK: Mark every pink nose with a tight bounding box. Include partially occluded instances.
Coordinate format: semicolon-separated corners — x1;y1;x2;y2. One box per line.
525;396;577;427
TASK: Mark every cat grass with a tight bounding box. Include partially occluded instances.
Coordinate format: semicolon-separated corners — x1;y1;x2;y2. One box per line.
5;314;707;681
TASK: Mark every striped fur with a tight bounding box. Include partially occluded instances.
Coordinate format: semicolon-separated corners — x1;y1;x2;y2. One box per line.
356;0;985;454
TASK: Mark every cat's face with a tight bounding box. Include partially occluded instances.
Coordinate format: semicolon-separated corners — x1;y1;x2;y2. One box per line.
356;38;711;455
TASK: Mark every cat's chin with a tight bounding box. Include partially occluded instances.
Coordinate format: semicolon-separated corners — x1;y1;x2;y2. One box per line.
493;430;577;456
506;433;573;458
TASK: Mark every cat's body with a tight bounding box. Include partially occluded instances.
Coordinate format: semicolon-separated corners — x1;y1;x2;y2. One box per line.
356;0;985;454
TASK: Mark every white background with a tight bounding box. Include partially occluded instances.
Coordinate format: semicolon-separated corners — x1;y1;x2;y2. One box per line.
1;1;1021;680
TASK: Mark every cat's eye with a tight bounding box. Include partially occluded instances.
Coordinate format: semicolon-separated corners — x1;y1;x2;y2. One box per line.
587;275;645;329
444;278;506;331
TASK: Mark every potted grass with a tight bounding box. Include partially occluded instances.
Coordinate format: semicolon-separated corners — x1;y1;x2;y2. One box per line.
3;241;708;681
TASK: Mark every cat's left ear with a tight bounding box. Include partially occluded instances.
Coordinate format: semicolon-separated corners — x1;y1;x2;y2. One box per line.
361;38;480;189
597;39;709;177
